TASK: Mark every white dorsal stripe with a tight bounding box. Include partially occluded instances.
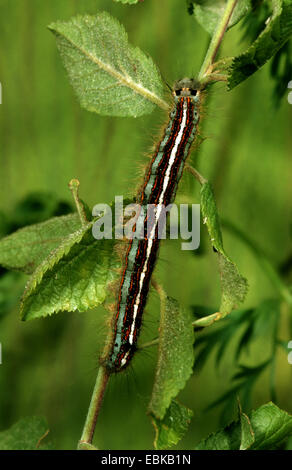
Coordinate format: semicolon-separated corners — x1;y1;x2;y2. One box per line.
128;101;188;345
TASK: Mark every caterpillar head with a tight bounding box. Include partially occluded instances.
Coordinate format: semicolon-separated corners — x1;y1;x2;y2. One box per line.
173;78;202;97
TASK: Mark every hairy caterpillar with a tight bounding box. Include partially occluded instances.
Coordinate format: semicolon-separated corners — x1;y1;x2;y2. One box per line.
105;78;203;372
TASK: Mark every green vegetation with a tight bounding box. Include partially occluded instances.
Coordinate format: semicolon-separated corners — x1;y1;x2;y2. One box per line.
0;0;291;450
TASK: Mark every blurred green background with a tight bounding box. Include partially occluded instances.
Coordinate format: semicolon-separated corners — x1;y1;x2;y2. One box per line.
0;0;291;450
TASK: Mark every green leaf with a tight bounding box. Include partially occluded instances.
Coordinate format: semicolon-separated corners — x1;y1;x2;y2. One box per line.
227;0;292;89
0;214;81;274
151;400;193;450
249;402;292;449
200;182;248;315
189;0;252;35
20;222;121;321
148;297;195;419
49;13;167;117
218;253;248;314
200;182;224;253
195;402;292;450
0;416;53;450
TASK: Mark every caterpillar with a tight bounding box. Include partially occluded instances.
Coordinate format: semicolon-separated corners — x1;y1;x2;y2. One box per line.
104;78;203;373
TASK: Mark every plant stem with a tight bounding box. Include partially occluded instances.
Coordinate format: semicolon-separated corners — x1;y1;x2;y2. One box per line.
139;338;159;349
193;311;223;328
152;278;167;312
198;0;238;81
69;178;88;227
78;366;109;448
78;442;98;450
186;164;208;185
